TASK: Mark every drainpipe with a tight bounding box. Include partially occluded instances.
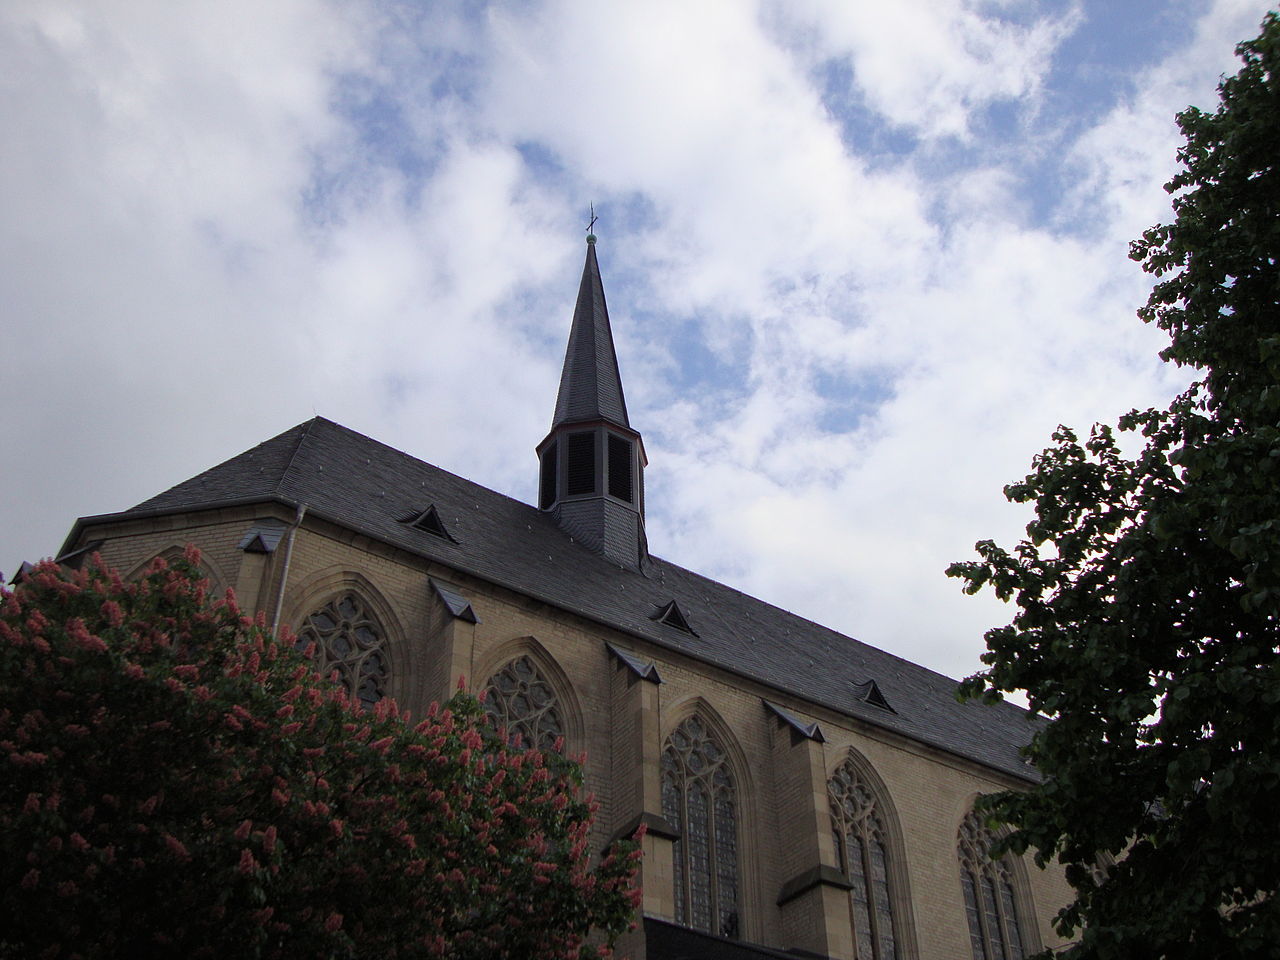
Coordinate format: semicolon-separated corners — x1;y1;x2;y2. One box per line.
270;502;307;636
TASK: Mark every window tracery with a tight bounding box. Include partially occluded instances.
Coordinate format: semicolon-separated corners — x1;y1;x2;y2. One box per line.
481;656;564;753
661;715;740;939
829;760;897;960
958;811;1026;960
297;592;389;709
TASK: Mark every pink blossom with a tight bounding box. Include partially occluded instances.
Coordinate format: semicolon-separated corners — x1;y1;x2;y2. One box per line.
67;618;108;654
20;869;39;889
234;819;252;841
163;834;191;861
323;912;343;933
100;600;124;627
238;848;257;875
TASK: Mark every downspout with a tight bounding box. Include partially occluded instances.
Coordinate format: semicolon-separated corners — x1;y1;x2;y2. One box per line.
271;502;307;636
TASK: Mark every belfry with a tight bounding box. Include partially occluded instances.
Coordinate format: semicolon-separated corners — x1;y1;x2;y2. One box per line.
537;235;648;570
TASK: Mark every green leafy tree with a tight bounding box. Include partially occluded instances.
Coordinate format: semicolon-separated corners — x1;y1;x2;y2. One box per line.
948;14;1280;959
0;548;641;959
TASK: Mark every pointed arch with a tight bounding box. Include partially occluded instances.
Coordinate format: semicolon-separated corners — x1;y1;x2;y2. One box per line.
660;698;758;942
955;800;1041;960
126;544;227;597
827;747;919;960
474;636;585;755
285;568;407;710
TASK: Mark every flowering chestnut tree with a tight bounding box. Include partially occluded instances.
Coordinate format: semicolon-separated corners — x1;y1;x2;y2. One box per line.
0;548;641;959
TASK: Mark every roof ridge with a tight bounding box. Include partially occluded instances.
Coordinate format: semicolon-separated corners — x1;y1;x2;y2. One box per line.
276;417;318;495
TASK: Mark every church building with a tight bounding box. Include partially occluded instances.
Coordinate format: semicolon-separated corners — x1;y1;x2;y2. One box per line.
57;236;1071;959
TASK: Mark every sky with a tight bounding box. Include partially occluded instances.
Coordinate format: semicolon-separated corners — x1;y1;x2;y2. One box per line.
2;0;1274;685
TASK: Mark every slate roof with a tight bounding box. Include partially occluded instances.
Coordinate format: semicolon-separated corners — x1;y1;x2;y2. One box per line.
551;240;631;430
67;415;1040;781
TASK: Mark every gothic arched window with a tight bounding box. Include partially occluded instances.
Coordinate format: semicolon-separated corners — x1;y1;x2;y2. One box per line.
297;593;389;709
661;715;740;939
829;760;897;960
481;656;564;753
958;811;1026;960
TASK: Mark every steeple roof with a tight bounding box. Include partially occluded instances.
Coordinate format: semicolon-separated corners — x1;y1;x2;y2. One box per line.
551;240;630;430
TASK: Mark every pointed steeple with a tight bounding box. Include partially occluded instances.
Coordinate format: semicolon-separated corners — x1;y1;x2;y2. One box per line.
552;237;630;430
537;236;648;570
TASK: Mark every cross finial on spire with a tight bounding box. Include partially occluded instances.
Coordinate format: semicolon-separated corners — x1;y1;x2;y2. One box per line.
586;203;598;243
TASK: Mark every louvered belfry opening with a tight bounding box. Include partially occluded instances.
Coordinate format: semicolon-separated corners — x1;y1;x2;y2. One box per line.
537;236;647;570
607;433;633;504
539;440;558;510
565;430;597;497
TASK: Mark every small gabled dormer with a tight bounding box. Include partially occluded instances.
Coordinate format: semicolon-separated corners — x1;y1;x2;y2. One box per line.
537;234;648;570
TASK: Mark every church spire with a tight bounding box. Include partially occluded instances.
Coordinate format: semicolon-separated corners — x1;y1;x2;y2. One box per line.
551;236;630;431
537;235;647;570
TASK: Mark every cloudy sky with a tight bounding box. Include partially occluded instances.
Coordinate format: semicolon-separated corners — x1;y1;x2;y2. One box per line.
2;0;1272;683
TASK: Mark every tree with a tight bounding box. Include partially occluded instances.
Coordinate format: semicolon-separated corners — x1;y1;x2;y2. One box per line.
947;14;1280;959
0;548;640;959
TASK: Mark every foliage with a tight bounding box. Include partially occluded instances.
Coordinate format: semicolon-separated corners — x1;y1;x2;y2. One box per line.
0;548;641;959
947;14;1280;959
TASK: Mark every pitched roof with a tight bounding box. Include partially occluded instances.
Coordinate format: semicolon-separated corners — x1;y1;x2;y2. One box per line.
75;416;1040;781
551;241;630;430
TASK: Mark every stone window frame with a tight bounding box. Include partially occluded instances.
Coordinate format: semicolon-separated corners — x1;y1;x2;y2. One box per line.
481;654;566;753
285;570;406;709
826;748;920;960
297;591;391;710
661;710;746;940
473;637;584;755
957;808;1038;960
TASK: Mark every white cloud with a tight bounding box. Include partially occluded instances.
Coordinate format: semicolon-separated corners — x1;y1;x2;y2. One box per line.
773;0;1082;140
